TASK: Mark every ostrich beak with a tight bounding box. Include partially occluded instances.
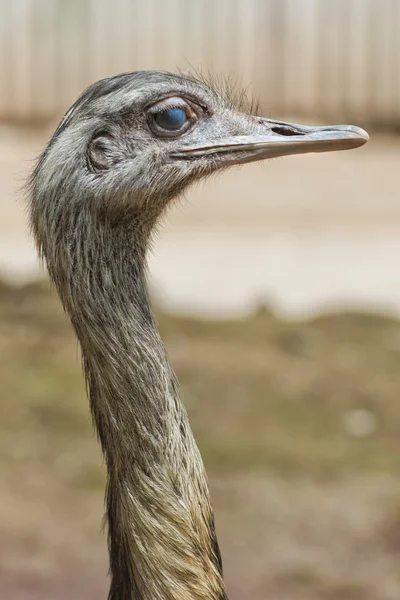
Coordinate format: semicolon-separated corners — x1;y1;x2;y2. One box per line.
174;118;369;164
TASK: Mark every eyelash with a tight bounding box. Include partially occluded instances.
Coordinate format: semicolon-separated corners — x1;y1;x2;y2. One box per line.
147;96;209;117
149;103;195;121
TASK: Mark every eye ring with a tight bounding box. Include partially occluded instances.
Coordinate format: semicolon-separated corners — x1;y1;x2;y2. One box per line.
147;97;198;138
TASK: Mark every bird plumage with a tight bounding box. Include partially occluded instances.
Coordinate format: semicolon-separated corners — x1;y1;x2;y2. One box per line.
28;70;368;600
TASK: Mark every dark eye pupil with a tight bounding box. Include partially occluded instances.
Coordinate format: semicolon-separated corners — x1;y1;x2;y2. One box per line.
155;108;187;130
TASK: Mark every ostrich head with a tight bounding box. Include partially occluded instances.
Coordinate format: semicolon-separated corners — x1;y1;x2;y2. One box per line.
32;70;368;254
29;71;368;600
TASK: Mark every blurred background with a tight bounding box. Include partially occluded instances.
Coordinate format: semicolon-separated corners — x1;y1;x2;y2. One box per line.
1;1;400;599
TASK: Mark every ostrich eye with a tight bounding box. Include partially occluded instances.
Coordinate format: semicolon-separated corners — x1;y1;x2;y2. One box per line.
154;108;188;131
148;97;199;137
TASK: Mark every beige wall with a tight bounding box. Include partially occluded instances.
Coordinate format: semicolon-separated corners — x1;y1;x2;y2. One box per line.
0;0;399;123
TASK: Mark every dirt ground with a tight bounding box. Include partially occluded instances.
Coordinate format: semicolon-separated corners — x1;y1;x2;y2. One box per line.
1;280;400;599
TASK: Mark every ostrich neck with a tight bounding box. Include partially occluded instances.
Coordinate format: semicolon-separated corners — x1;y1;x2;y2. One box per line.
50;215;226;600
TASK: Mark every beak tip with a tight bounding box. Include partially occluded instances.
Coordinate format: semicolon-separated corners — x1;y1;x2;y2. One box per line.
352;126;369;145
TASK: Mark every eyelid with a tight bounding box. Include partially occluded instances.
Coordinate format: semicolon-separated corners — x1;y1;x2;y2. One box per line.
148;97;187;112
147;96;202;118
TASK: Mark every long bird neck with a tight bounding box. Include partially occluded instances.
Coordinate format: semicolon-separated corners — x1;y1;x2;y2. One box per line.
44;211;226;600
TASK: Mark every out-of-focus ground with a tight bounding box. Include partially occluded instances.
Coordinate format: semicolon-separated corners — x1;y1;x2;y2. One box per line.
2;280;400;600
1;127;400;600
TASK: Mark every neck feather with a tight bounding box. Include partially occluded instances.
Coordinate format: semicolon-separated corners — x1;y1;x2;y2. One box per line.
42;210;226;600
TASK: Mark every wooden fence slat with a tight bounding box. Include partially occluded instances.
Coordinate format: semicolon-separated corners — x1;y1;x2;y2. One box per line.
0;0;398;125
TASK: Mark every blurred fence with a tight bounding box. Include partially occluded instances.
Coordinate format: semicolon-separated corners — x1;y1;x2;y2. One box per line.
0;0;399;125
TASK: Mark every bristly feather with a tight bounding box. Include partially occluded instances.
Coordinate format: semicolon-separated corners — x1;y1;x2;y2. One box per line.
179;65;260;116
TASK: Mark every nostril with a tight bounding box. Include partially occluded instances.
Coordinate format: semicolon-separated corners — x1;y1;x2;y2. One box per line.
271;126;304;137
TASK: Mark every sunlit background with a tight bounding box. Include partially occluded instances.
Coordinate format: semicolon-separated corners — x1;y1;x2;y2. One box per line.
1;1;400;599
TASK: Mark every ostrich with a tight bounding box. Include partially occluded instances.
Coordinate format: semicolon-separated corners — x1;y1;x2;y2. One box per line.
29;71;368;600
